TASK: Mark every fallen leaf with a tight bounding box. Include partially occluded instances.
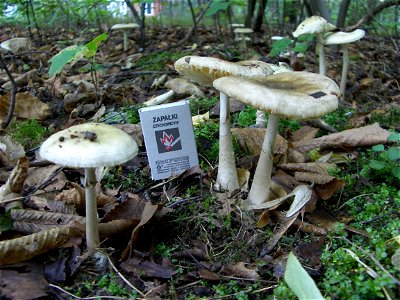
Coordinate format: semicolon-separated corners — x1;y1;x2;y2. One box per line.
221;262;260;280
121;257;176;278
0;92;50;123
0;263;48;300
231;128;287;156
198;268;221;281
0;136;25;167
165;78;204;97
294;123;392;153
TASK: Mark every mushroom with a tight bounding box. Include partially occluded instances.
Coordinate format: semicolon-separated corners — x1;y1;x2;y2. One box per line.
323;29;365;99
233;27;253;50
292;16;336;75
39;123;138;249
213;72;340;207
110;23;140;51
174;56;273;192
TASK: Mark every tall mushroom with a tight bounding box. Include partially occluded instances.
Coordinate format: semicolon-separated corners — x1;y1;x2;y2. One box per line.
174;56;273;192
111;23;140;52
39;123;138;249
292;16;336;75
323;29;365;99
213;72;340;207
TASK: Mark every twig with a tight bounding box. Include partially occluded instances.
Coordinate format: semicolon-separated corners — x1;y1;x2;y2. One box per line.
48;283;127;299
167;196;201;208
0;52;17;129
209;285;277;299
106;255;146;297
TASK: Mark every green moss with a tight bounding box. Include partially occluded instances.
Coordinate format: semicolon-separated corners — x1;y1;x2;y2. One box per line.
136;50;189;71
8;119;47;150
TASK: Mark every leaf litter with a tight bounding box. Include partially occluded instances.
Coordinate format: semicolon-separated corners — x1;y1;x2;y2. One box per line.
0;24;399;299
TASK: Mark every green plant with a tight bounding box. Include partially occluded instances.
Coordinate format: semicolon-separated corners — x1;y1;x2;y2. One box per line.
269;34;313;57
8;119;47;149
98;273;136;298
368;132;400;182
190;96;218;115
232;106;257;128
136;50;188;71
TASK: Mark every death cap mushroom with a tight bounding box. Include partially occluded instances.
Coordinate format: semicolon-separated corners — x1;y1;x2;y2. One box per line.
39;123;138;168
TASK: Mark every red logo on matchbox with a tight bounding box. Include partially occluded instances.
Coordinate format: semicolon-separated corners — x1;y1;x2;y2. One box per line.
155;128;182;153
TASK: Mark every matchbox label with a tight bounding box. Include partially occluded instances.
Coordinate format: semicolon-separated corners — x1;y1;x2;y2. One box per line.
139;101;199;180
155;128;182;153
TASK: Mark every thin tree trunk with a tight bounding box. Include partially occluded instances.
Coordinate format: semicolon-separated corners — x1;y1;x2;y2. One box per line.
245;0;257;27
337;0;351;28
254;0;268;32
124;0;146;50
25;1;33;39
188;0;198;42
306;0;332;22
29;0;41;38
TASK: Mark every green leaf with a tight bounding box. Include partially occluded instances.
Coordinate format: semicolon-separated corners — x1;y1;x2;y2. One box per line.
205;1;229;17
85;32;108;58
48;45;86;77
387;147;400;161
392;167;400;179
372;144;385;152
387;132;400;142
284;252;324;300
292;42;308;53
369;159;387;170
269;38;292;57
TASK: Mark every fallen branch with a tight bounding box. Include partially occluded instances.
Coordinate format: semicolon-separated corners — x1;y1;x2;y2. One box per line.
0;53;17;129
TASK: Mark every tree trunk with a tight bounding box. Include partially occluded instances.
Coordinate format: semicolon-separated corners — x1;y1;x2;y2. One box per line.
124;0;146;50
253;0;268;32
245;0;257;27
337;0;351;28
188;0;198;42
306;0;332;22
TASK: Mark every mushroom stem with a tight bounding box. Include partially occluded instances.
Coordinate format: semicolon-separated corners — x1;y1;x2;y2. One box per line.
340;45;349;99
84;167;100;249
247;113;280;206
317;34;326;75
123;31;129;51
216;92;239;192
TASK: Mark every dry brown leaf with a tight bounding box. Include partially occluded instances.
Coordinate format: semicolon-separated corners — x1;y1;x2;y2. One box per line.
279;162;337;174
121;257;176;278
1;70;39;90
221;262;260;280
0;227;81;266
0;92;50;123
294;172;336;185
294;123;392;153
314;179;346;200
231;128;287;156
0;135;25;167
25;165;67;193
114;124;144;146
11;209;85;233
198;268;221;281
54;185;84;211
0;263;48;300
121;202;159;260
0;157;29;209
237;168;250;191
291;126;319;142
25;196;77;214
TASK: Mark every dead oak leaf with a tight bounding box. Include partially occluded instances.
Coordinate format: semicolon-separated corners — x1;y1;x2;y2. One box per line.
221;262;260;280
0;92;50;123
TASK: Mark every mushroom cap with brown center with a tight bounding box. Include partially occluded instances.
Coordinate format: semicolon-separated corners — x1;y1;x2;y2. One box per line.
292;16;336;38
213;72;340;120
323;29;365;45
40;123;138;168
174;56;273;87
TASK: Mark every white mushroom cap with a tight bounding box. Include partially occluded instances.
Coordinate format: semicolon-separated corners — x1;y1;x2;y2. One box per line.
323;29;365;45
111;23;140;30
0;38;31;54
40;123;138;168
213;72;339;120
234;28;253;34
174;56;273;87
292;16;336;38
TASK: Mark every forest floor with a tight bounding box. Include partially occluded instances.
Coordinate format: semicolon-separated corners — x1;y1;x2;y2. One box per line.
0;25;399;300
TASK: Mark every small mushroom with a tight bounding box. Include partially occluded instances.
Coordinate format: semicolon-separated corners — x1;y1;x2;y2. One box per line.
111;23;140;52
233;27;253;50
174;56;273;192
213;72;340;207
39;123;138;249
292;16;336;75
323;29;365;99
